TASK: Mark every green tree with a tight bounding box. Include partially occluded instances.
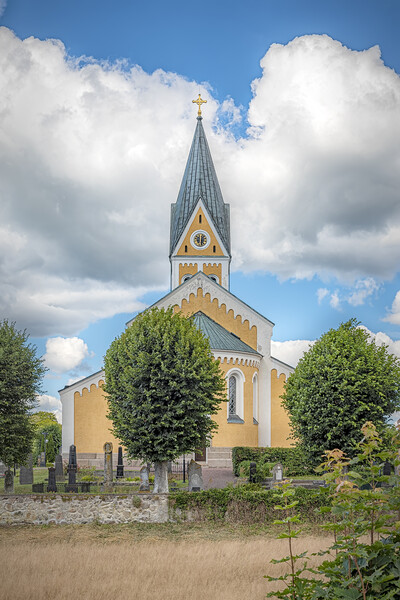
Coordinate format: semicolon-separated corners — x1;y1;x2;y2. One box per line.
30;411;62;464
0;320;46;478
282;319;400;466
104;307;226;492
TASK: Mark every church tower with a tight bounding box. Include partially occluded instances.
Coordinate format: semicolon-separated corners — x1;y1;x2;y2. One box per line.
169;95;231;290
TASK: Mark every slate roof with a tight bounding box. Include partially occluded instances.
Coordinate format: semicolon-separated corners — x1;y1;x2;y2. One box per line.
192;311;261;356
170;117;231;256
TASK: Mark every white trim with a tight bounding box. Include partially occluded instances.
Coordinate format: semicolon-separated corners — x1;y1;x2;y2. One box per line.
252;372;259;423
212;350;261;368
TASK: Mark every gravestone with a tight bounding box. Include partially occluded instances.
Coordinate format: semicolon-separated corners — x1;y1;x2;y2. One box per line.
153;462;169;493
0;461;6;477
249;461;257;483
19;454;34;485
32;483;44;493
55;453;64;482
272;463;284;483
66;444;78;492
188;460;204;492
4;469;14;493
103;442;113;491
116;446;124;479
139;465;150;491
38;452;46;467
47;467;57;492
382;461;393;476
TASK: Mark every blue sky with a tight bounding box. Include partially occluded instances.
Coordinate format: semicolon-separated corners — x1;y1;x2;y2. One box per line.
0;0;400;421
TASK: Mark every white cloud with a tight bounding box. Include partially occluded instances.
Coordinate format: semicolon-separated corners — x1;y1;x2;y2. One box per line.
0;2;6;18
317;288;329;303
383;291;400;325
1;28;400;336
360;326;400;358
330;291;340;309
34;394;62;423
271;339;314;367
348;278;380;306
44;337;90;372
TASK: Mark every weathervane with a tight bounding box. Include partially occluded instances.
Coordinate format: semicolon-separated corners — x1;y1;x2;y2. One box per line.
192;93;207;117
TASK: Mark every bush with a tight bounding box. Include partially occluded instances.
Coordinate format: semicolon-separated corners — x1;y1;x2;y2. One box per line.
169;484;330;523
232;446;313;477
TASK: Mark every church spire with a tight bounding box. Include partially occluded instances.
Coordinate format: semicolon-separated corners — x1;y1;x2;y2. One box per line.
169;112;231;258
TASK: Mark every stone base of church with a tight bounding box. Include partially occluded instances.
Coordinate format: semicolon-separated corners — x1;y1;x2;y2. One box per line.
206;447;232;468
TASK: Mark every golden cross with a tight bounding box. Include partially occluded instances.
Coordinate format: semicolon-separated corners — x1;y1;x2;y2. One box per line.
192;94;207;117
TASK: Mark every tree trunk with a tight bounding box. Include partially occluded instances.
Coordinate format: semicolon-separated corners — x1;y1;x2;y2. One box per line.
4;468;14;494
153;461;169;493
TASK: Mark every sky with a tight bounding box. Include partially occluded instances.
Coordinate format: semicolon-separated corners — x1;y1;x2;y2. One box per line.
0;0;400;423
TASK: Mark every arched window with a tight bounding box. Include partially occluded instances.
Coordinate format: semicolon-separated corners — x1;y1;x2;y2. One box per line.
228;375;237;416
226;369;245;423
182;274;192;283
253;373;258;424
209;274;219;284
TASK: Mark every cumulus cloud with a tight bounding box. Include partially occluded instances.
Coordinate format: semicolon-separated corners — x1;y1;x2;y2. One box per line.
44;336;90;372
317;288;329;303
34;394;62;423
384;291;400;325
360;326;400;358
1;28;400;337
271;339;314;367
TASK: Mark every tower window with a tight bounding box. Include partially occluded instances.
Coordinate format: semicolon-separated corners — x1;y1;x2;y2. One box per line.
184;245;188;253
199;214;202;223
213;245;216;253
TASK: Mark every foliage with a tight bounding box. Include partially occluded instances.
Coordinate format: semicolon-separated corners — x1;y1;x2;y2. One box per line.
266;422;400;600
282;319;400;466
232;446;312;477
169;484;330;523
0;320;46;467
32;421;62;465
104;307;226;464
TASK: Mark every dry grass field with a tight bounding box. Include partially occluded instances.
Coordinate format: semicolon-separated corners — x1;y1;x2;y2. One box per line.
0;523;331;600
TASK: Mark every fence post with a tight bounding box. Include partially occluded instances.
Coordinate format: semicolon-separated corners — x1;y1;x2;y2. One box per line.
183;456;186;483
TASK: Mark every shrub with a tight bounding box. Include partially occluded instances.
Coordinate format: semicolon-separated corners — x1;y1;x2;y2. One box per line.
232;446;313;477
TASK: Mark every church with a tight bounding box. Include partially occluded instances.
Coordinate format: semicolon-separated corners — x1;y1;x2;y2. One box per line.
60;96;294;468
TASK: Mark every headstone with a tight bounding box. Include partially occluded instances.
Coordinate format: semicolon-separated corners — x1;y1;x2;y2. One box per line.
55;453;64;482
272;463;284;483
19;454;33;485
188;460;204;492
0;461;6;477
47;467;57;492
32;483;44;493
4;469;14;493
68;444;77;470
103;442;113;491
116;446;124;479
153;462;169;493
382;461;393;476
249;461;257;483
38;452;46;467
139;465;150;491
66;444;78;492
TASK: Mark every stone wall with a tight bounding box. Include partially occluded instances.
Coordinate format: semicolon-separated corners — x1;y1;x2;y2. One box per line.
0;494;169;525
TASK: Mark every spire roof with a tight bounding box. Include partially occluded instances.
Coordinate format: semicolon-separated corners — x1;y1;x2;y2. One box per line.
170;117;231;255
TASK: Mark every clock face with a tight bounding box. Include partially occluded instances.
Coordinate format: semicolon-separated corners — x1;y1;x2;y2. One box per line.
193;232;208;248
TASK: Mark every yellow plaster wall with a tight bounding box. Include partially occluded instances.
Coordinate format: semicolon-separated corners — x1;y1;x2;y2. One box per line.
211;359;258;447
176;207;224;256
74;381;119;453
202;263;222;281
176;289;258;350
271;369;291;447
179;263;198;282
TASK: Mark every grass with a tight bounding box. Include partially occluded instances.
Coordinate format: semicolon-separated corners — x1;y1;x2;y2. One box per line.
0;523;331;599
3;468;189;494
